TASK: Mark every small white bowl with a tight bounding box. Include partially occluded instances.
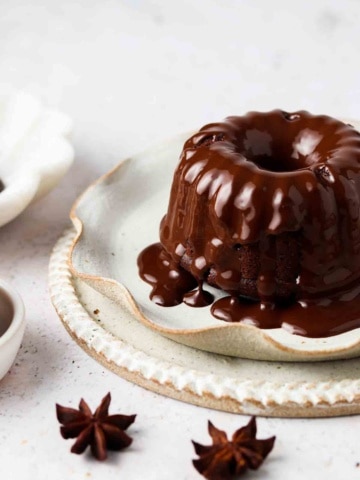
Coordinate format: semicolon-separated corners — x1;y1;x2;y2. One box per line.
0;279;25;381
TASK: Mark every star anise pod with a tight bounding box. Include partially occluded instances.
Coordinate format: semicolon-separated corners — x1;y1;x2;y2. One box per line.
56;392;136;461
192;416;275;480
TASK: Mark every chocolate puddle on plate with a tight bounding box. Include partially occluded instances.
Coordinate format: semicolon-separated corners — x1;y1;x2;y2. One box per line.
138;242;360;339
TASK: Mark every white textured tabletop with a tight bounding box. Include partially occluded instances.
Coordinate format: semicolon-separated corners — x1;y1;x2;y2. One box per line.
1;1;360;479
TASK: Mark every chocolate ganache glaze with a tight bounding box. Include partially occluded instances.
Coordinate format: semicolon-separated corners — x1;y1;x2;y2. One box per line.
138;110;360;337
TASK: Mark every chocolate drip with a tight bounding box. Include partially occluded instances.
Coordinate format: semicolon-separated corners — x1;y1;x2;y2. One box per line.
137;243;196;306
183;283;214;307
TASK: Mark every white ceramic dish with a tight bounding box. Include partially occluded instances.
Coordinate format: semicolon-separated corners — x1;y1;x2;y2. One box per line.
0;89;74;227
69;124;360;362
0;279;25;381
50;229;360;417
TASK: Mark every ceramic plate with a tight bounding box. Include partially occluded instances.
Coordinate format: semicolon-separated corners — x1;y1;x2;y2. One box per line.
51;229;360;417
69;125;360;361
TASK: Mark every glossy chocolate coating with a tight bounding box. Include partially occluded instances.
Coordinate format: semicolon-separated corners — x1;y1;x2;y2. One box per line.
138;110;360;337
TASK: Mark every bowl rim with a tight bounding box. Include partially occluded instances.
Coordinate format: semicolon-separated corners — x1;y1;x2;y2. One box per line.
0;279;25;347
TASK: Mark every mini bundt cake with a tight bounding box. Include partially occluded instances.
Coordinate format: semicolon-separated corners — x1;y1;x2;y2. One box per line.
155;110;360;305
138;110;360;337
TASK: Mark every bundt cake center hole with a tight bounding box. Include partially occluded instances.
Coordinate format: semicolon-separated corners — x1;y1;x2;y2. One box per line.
238;127;325;173
245;153;300;173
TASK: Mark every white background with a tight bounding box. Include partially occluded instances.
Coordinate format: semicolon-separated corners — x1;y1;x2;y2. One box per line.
1;1;360;479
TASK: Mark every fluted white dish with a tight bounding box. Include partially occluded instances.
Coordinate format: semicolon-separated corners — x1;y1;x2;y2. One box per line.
0;89;74;226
